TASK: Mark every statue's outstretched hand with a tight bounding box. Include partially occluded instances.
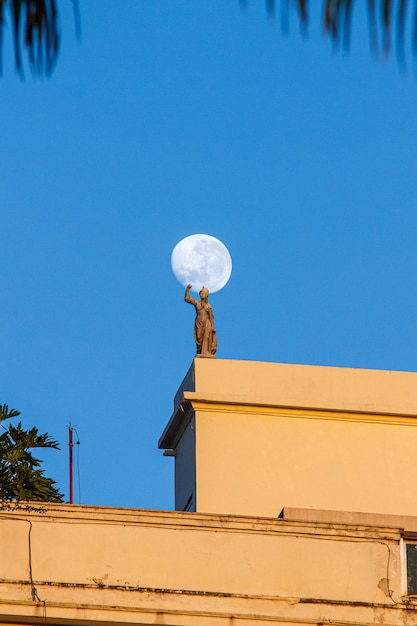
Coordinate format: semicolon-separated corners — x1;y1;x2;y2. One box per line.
187;283;192;289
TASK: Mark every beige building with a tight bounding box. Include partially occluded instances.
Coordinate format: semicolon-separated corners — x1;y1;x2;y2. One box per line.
160;359;417;518
2;358;417;626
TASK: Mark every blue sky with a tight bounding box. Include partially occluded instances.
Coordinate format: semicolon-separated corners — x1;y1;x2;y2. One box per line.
1;2;416;509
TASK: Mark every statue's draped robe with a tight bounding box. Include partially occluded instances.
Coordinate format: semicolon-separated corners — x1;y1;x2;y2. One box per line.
194;302;216;356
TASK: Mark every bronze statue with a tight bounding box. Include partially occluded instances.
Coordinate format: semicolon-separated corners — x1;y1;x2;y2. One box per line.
185;284;217;358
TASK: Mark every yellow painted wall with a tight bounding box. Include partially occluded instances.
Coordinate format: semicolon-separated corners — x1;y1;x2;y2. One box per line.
195;406;417;517
3;359;417;626
161;359;417;518
0;504;408;626
191;358;417;417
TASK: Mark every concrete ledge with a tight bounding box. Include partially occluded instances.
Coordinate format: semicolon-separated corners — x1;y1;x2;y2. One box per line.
189;359;417;417
280;507;417;534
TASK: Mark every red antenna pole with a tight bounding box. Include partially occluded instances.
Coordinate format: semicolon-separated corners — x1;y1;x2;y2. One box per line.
69;420;73;504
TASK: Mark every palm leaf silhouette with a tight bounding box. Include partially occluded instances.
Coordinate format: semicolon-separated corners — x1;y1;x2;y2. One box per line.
0;1;414;77
0;0;60;76
242;0;416;59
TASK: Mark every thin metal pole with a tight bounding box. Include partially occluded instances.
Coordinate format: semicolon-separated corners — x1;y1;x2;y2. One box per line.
69;421;73;504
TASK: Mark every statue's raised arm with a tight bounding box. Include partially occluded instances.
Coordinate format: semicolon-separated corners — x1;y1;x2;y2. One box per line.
184;284;217;358
184;284;199;307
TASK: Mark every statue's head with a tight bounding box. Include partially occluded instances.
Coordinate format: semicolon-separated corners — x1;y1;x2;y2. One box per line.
199;287;209;299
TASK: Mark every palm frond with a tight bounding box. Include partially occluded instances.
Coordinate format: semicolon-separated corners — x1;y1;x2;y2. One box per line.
0;0;59;76
0;405;63;502
0;404;21;423
252;0;417;59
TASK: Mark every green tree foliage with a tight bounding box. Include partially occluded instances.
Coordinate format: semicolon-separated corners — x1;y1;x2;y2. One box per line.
0;404;63;502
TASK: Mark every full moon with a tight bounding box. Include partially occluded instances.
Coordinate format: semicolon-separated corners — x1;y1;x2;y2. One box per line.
171;234;232;293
